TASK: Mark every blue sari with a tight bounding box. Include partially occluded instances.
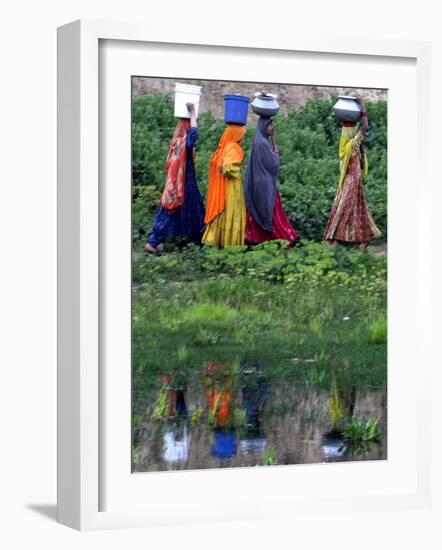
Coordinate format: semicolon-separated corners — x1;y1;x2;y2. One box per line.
148;127;205;247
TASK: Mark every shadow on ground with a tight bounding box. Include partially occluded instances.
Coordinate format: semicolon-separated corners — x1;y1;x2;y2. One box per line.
26;504;57;522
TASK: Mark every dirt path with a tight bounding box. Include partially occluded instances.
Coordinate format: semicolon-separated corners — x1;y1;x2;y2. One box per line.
367;242;387;256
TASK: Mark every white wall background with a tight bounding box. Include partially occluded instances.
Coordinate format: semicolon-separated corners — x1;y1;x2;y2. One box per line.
1;1;440;548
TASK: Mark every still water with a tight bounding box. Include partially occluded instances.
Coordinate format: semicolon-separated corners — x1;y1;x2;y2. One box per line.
132;366;387;472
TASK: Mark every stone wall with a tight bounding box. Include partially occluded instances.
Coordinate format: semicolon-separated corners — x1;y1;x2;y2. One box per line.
132;76;387;122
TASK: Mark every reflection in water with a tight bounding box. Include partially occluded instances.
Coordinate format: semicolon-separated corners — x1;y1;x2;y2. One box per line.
154;375;191;465
242;364;269;432
203;362;238;460
203;361;233;429
329;374;356;433
164;425;189;463
212;430;237;459
239;437;267;455
240;364;269;456
134;365;387;472
175;389;188;419
320;434;347;461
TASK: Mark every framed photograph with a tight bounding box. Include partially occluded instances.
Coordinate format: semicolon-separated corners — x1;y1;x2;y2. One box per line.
130;76;388;474
57;19;432;530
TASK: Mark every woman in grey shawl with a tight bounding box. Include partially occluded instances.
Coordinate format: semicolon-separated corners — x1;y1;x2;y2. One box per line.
244;117;298;244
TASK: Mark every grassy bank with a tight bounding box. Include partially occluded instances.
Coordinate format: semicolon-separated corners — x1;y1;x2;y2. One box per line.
132;241;387;420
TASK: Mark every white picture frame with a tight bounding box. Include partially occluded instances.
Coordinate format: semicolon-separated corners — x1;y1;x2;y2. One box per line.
57;19;433;531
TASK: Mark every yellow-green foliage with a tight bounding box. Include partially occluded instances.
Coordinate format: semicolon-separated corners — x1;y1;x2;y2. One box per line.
150;384;169;421
190;406;203;428
182;303;238;324
369;314;387;344
329;376;346;429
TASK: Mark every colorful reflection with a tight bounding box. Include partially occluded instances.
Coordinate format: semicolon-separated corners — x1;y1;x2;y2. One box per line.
134;363;386;471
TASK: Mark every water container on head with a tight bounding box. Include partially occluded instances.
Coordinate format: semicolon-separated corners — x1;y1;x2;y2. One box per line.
174;83;202;119
332;96;362;123
224;94;250;125
251;92;280;118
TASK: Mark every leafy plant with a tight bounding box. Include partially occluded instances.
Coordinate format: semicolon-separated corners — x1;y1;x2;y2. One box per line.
263;446;277;466
194;328;222;346
177;345;191;363
150;384;170;421
368;314;387;344
341;417;383;456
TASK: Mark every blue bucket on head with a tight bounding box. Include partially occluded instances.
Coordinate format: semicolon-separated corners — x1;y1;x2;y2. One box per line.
224;95;250;125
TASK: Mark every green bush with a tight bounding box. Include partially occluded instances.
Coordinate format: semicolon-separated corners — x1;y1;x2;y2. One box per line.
132;241;387;316
132;94;387;242
368;314;388;344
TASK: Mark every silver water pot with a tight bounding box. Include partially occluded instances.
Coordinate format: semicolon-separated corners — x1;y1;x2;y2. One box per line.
332;95;362;123
251;92;280;118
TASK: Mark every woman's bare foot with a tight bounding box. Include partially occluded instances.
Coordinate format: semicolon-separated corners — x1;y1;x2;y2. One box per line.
144;242;157;254
323;239;337;247
359;242;368;250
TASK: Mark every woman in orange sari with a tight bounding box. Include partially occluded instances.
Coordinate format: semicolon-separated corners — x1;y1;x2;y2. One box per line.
202;124;247;247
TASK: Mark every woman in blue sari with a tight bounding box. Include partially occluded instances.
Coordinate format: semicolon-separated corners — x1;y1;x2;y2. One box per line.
145;103;205;253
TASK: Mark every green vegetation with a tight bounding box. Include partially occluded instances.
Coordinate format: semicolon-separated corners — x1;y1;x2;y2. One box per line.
132;93;387;242
341;417;383;457
368;313;387;344
132;241;387;418
342;417;383;444
264;446;277;466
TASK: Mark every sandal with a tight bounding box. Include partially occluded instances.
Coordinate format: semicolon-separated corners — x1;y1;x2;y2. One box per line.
144;242;157;254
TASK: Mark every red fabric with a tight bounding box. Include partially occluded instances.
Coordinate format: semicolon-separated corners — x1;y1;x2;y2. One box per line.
245;190;298;244
323;155;380;243
161;119;191;210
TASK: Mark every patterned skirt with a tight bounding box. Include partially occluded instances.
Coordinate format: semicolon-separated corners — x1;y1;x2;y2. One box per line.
323;157;381;243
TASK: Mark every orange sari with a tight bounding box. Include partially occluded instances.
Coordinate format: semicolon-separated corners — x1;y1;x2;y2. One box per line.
161;119;191;210
204;124;246;225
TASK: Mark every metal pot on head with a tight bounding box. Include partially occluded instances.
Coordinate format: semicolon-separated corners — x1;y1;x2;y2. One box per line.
251;92;280;118
332;95;362;123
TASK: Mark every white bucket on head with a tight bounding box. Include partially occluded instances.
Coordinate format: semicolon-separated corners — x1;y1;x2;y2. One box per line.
174;83;202;119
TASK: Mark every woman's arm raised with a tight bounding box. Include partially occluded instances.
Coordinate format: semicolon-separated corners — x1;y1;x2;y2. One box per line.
186;102;198;128
356;96;368;134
